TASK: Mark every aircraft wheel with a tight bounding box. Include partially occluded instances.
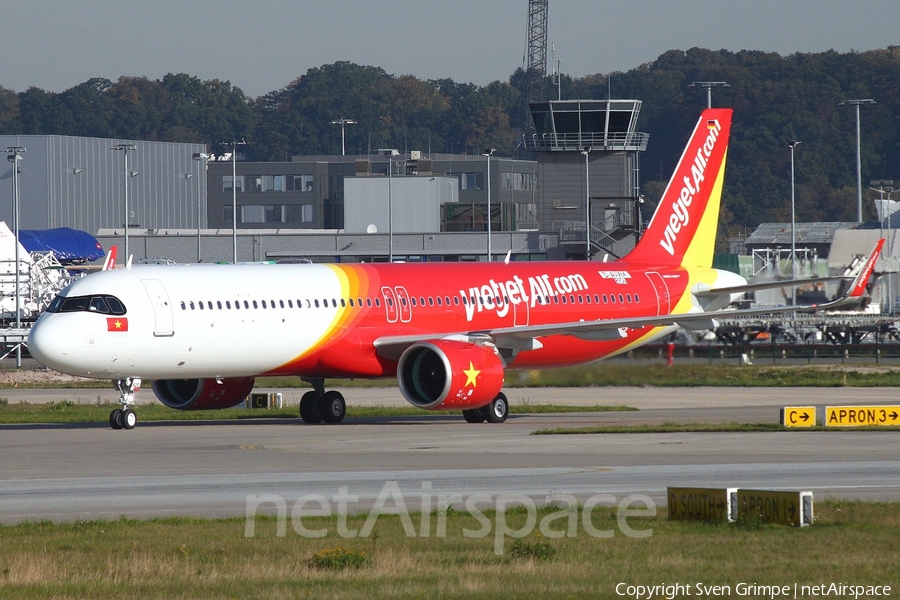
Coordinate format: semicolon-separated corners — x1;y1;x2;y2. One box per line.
122;409;137;430
485;392;509;424
463;408;486;423
299;391;323;424
109;409;124;430
320;391;346;424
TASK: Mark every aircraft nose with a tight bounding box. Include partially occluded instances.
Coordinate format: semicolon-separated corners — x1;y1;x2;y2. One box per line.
27;316;72;372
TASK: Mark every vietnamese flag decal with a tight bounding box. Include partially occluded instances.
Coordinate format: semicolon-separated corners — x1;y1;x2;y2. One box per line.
107;317;128;332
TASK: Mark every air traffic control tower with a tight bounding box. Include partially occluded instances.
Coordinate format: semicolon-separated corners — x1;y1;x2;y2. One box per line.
526;99;648;259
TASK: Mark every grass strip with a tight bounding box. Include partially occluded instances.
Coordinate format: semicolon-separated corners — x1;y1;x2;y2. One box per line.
0;401;631;425
533;422;900;435
0;501;896;599
10;362;900;391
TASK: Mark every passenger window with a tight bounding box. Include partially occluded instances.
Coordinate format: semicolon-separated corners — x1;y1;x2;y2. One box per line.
626;294;632;303
226;301;231;309
561;295;567;304
610;295;616;304
585;295;591;304
635;293;640;303
199;302;204;310
314;299;319;308
366;298;372;307
234;301;240;310
244;301;250;309
445;296;451;305
262;300;267;309
252;300;258;309
436;297;442;306
454;297;459;306
429;297;434;306
217;301;223;309
341;299;346;307
375;298;381;307
348;299;354;307
190;301;195;310
181;301;186;310
618;294;624;303
594;294;600;303
578;294;583;304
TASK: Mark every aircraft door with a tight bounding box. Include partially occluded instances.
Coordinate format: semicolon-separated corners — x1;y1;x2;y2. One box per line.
141;279;175;336
644;272;670;316
381;287;399;323
394;286;412;323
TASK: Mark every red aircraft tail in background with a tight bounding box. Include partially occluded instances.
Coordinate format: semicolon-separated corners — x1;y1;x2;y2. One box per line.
102;246;118;271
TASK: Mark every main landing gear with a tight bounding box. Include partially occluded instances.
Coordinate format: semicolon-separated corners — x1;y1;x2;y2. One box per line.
461;392;509;424
109;377;141;430
299;377;346;424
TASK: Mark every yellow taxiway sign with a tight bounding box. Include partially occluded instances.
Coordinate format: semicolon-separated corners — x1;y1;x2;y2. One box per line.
825;406;900;427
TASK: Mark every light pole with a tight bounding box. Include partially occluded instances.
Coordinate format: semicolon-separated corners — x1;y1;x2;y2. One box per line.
380;149;399;262
331;118;356;156
5;146;24;367
582;146;592;260
221;140;246;263
689;81;730;108
112;144;136;261
788;140;801;305
839;99;876;223
192;152;209;263
482;148;496;261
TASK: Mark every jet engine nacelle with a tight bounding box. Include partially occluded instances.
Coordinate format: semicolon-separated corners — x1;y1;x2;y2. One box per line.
398;339;504;410
151;377;255;410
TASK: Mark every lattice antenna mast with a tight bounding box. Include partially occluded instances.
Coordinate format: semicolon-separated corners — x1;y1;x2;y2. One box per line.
525;0;549;103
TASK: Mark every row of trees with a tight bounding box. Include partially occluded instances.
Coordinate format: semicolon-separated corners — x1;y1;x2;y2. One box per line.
2;48;900;238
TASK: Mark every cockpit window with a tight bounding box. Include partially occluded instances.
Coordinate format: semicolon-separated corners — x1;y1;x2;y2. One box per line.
46;294;127;315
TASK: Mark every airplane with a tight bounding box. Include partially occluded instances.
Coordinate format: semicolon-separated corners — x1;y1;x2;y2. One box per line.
26;108;883;430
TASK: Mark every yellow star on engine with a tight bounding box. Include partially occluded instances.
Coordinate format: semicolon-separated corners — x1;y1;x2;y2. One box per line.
463;361;480;388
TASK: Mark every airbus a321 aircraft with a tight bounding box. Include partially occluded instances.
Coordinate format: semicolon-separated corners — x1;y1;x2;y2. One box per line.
27;108;883;429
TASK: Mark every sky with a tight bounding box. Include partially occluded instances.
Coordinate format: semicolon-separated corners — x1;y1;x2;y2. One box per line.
2;0;899;99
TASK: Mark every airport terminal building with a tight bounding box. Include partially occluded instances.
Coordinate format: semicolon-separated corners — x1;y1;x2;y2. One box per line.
3;100;651;264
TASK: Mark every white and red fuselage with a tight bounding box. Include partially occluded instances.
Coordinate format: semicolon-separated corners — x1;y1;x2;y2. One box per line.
28;108;759;416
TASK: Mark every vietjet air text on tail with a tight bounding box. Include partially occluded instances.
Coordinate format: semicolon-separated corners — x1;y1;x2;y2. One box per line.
27;109;882;429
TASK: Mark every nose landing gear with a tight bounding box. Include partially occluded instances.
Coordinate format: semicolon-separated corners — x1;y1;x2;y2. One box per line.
110;377;141;430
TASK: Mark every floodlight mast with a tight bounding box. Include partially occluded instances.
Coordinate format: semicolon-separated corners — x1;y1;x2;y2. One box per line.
482;148;496;261
380;149;399;261
112;144;136;261
5;146;25;367
331;118;357;156
839;99;876;223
